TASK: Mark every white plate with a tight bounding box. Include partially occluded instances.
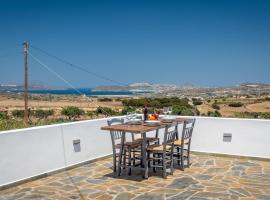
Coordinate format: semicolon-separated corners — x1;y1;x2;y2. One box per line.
160;116;176;120
145;120;160;123
144;120;161;126
126;119;142;125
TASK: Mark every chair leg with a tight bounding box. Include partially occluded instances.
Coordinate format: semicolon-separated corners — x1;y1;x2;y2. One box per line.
123;149;126;170
187;147;191;168
153;153;156;173
140;145;144;167
180;149;184;171
147;151;151;168
162;153;167;179
113;152;117;173
158;153;161;165
132;150;136;166
128;147;132;175
170;149;174;175
177;146;180;166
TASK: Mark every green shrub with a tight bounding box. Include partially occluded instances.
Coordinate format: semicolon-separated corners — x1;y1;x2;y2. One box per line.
0;111;8;120
172;105;197;116
121;106;136;115
207;111;221;117
61;106;84;120
86;111;96;119
261;112;270;119
192;98;203;106
0;119;27;131
122;97;191;109
95;107;117;116
235;112;270;119
180;109;195;116
33;110;54;119
228;102;243;107
115;98;122;102
35;118;70;126
12;109;31;118
98;97;113;102
12;110;24;118
211;103;220;110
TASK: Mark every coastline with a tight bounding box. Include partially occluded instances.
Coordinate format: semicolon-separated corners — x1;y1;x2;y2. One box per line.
0;89;136;97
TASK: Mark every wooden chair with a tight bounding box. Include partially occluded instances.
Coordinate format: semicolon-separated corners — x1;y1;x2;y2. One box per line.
173;119;196;170
146;122;177;178
127;115;159;145
107;118;141;175
134;131;160;145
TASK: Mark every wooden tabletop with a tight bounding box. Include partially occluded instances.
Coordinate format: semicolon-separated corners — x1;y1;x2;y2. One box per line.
101;118;190;134
175;118;189;123
101;123;167;134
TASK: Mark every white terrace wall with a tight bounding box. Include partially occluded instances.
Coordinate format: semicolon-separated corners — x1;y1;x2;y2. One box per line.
0;118;114;187
191;117;270;158
0;116;270;187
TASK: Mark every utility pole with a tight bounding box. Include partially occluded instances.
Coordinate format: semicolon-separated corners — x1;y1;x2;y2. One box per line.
23;41;29;125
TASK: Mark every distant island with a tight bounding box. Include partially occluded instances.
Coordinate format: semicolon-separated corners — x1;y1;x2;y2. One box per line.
0;82;65;92
1;82;270;98
94;82;270;99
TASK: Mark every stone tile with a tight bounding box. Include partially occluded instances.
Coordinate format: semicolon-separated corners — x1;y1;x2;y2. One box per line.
189;197;210;200
1;154;270;200
114;192;135;200
205;160;215;165
205;186;227;193
254;194;270;200
133;192;165;200
193;191;231;199
96;194;114;200
168;191;197;200
193;174;213;180
229;188;251;197
168;177;199;189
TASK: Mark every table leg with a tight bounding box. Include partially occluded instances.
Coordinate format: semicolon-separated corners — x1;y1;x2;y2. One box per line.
142;132;149;179
117;132;126;176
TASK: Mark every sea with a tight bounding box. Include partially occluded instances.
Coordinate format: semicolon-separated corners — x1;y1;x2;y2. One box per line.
9;88;138;96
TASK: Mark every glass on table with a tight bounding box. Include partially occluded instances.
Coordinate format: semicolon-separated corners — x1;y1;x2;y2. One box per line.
163;107;172;115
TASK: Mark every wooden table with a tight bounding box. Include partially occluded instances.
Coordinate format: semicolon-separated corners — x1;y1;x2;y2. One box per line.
101;118;189;178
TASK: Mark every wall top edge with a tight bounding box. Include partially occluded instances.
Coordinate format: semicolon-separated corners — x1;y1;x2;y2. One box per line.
1;115;269;135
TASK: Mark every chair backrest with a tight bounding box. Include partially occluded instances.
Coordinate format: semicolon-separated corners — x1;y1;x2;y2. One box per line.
163;121;178;150
126;113;143;121
181;118;196;143
107;118;124;148
107;118;124;126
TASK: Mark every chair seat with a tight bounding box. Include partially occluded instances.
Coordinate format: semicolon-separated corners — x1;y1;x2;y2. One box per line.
115;141;141;149
174;140;188;146
135;137;158;143
147;144;171;151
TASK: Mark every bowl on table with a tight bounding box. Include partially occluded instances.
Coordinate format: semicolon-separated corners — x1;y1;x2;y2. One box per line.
144;120;161;126
160;116;176;123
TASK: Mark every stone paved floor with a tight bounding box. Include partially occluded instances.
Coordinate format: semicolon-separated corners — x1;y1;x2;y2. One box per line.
1;153;270;200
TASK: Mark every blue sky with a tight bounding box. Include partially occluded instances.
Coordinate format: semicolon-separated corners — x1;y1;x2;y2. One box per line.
0;0;270;87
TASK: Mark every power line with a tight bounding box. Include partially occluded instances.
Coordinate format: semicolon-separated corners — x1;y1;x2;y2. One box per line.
30;45;129;87
28;51;112;117
29;52;84;95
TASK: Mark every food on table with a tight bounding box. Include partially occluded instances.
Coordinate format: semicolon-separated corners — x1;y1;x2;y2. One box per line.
148;114;159;120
